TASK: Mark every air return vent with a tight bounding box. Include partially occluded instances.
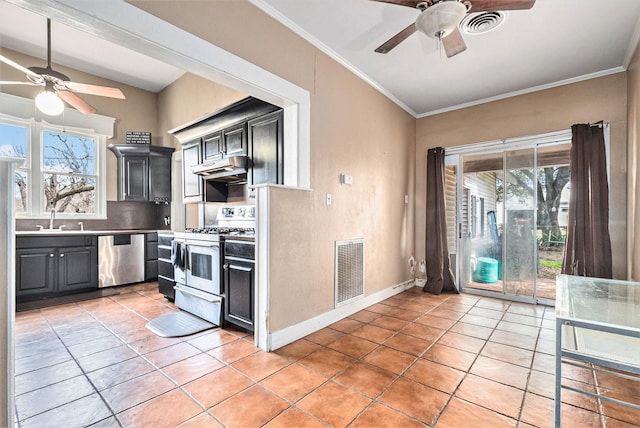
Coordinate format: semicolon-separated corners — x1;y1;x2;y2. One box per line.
461;11;507;35
335;239;365;307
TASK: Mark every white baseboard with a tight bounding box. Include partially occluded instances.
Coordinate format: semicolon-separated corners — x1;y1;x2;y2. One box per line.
268;279;415;351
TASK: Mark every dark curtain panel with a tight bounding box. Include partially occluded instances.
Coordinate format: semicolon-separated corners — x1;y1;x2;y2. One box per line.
423;147;457;294
561;123;613;278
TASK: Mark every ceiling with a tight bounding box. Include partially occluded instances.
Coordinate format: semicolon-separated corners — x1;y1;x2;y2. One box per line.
1;0;640;118
255;0;640;116
0;1;184;93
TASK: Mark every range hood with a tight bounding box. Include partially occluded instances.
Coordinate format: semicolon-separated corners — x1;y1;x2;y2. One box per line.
191;155;250;181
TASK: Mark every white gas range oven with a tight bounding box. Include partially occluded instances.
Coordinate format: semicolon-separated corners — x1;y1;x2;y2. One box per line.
172;205;255;325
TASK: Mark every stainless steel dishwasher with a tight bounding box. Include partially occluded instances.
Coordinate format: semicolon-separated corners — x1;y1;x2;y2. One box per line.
98;234;145;287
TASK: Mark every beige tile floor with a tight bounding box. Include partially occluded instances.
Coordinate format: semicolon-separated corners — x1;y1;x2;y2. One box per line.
13;282;640;427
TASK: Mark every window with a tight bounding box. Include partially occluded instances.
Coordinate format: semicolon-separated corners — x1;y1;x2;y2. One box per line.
0;116;106;219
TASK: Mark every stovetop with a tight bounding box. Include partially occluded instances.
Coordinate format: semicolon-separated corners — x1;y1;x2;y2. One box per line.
175;205;256;241
185;226;255;235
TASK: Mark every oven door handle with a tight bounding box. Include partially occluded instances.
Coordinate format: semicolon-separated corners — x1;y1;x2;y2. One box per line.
185;242;220;249
174;286;222;303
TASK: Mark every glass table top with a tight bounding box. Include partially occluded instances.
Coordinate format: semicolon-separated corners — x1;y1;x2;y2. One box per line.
556;274;640;331
556;275;640;367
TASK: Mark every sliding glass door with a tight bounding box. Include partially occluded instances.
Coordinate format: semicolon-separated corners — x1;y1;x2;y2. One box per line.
445;137;571;303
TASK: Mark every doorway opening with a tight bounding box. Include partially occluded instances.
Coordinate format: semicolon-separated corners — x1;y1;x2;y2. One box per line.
445;132;572;304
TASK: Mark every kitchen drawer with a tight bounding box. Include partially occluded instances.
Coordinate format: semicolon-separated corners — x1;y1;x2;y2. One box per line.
146;242;158;260
158;246;171;260
224;240;255;260
158;234;173;246
175;285;222;326
158;276;175;301
158;259;174;279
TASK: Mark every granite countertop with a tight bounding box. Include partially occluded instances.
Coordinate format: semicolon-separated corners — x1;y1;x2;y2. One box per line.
15;229;163;236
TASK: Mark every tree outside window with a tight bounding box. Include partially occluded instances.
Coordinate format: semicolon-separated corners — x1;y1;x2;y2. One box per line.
42;131;96;214
0;121;99;216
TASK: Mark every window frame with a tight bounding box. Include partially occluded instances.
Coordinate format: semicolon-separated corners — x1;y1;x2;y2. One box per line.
0;111;108;220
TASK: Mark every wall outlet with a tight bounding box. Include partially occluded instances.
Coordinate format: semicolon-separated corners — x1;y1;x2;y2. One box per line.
326;193;332;205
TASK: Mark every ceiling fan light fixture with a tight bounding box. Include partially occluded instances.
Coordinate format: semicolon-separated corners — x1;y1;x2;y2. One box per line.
415;0;468;39
35;85;64;116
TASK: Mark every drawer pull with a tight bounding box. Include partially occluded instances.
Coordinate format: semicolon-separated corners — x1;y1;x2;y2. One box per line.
173;286;221;303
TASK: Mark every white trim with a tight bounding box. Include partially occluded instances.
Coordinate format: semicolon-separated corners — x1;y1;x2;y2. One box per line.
255;186;271;351
0;158;19;428
0;96;110;219
623;15;640;69
268;280;414;351
417;68;625;118
249;0;417;118
444;128;572;156
0;92;115;137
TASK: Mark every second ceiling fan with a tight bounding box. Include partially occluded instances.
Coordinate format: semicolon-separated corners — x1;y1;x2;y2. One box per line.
372;0;536;58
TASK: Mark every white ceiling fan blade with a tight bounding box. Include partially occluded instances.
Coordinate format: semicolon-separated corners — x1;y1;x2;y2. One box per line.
65;82;125;99
57;91;97;115
0;54;41;79
0;81;40;86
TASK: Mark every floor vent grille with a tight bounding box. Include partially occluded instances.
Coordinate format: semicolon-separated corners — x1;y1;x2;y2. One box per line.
335;239;365;307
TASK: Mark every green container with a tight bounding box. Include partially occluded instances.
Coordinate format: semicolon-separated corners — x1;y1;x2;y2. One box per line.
473;257;499;284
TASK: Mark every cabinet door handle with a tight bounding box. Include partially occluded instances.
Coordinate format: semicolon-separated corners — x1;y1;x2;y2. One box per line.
223;264;229;270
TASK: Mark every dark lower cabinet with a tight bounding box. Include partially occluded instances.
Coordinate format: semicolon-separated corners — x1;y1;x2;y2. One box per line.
224;260;255;332
15;248;56;298
16;236;97;303
157;232;175;301
223;239;255;333
58;246;99;292
145;232;158;281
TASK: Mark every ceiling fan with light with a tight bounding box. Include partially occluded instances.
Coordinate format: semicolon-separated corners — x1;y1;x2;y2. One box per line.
372;0;536;57
0;18;125;116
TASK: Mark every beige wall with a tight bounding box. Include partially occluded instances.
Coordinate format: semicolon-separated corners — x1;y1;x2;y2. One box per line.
0;48;159;201
156;73;249;227
268;52;416;330
132;1;417;331
416;73;628;279
627;44;640;281
157;73;248;145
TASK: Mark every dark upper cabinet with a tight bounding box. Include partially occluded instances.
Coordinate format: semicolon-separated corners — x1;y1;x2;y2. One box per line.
248;110;284;185
182;140;202;203
204;123;247;160
123;156;148;201
172;97;283;203
109;144;175;203
203;132;223;160
223;122;247;156
149;154;172;202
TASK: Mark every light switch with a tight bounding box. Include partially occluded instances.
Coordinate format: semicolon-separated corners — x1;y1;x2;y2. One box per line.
340;173;353;185
326;193;332;205
404;195;409;204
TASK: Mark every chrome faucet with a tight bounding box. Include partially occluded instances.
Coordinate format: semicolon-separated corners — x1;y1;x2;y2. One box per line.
49;209;55;230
